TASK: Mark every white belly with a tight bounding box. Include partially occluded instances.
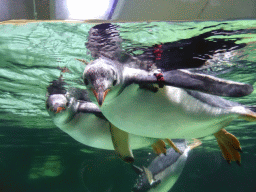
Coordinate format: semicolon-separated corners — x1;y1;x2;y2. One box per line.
101;85;238;139
54;112;155;150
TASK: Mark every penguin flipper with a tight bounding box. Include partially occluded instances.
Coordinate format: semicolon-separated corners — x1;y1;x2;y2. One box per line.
143;167;161;187
110;123;134;163
77;101;102;113
129;69;253;97
132;164;144;175
162;70;253;97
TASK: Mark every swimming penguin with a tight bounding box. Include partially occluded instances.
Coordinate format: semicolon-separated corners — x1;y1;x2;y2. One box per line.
46;75;159;163
81;23;254;165
132;139;202;192
83;23;252;101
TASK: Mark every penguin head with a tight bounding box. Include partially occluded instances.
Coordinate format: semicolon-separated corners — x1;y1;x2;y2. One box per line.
46;94;68;114
83;58;122;107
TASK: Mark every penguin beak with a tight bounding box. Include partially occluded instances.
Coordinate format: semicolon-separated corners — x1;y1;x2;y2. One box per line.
55;107;65;113
92;88;109;107
53;106;65;113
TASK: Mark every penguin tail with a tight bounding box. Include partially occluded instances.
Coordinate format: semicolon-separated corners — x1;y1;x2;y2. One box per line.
247;106;256;113
239;106;256;122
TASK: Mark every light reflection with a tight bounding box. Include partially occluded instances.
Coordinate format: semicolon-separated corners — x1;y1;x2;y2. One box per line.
66;0;113;20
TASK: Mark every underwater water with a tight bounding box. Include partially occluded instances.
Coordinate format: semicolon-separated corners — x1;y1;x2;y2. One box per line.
0;20;256;192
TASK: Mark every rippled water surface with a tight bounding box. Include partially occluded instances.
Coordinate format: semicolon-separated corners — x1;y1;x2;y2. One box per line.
0;20;256;192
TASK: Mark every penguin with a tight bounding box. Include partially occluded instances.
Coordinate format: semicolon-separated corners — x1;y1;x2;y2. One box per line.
132;139;202;192
81;23;254;165
46;75;159;163
83;23;253;102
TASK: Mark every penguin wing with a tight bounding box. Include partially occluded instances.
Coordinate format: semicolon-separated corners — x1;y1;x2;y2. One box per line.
77;101;102;114
127;69;253;97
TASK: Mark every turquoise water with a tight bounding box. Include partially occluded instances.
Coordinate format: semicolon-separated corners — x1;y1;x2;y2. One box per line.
0;20;256;192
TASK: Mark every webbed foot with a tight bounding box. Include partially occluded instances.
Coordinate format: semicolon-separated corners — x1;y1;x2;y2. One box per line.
165;138;182;154
151;139;183;155
214;129;242;166
188;139;202;150
56;66;71;73
151;140;167;155
76;58;88;64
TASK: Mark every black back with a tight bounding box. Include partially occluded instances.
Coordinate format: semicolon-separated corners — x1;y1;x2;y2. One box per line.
86;23;247;72
86;23;122;60
132;29;246;71
47;76;67;95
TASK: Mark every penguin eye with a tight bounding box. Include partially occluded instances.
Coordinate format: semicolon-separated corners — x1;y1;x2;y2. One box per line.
113;80;117;86
84;78;89;86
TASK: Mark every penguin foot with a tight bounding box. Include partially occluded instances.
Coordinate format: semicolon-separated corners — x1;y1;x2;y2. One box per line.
214;129;242;166
151;140;167;155
152;139;183;155
188;139;202;150
165;138;182;154
56;66;71;73
76;58;88;64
